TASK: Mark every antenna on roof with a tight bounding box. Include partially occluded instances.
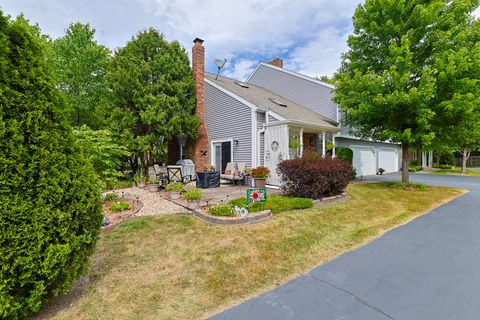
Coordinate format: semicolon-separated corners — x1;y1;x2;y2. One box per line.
214;58;227;80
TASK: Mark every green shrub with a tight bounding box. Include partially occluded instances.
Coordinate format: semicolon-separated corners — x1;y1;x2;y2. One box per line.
409;164;423;172
209;204;235;217
110;201;131;212
148;179;158;185
181;187;202;201
0;15;102;318
165;182;183;192
336;147;353;164
435;164;453;170
229;195;313;214
104;193;118;201
107;179;134;190
386;182;429;191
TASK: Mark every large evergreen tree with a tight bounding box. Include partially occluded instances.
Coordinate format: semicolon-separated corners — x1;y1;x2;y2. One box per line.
49;22;110;128
106;28;198;173
0;13;102;318
334;0;479;182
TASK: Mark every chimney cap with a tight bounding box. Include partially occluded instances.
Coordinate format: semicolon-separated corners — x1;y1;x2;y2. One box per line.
193;37;204;44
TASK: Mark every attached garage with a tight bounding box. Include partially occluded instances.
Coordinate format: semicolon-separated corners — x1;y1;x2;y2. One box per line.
378;148;399;173
351;146;377;176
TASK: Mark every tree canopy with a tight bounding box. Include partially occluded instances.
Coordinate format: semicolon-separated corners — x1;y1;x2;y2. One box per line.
0;13;102;318
49;22;110;128
105;28;198;173
334;0;479;182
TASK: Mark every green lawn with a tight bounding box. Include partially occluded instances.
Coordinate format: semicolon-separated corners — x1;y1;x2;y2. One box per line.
35;183;464;320
432;167;480;177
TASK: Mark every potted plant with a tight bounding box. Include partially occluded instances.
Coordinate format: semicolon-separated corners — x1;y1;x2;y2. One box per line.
251;166;270;188
181;187;203;210
134;173;146;188
205;165;216;172
146;179;158;192
165;182;183;200
377;168;385;175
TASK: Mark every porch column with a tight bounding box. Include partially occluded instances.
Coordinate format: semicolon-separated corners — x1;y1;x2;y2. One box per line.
422;151;426;167
322;131;326;157
299;128;304;157
429;150;433;167
332;134;336;158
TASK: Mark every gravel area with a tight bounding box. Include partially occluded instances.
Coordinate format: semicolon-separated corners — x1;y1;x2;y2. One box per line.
110;187;189;216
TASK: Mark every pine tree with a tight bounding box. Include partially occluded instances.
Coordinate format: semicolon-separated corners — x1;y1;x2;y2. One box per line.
0;13;102;318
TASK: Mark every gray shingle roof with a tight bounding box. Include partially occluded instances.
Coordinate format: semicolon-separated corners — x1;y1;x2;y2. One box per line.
204;72;337;130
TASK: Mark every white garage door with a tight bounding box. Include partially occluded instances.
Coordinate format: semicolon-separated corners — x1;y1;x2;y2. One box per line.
352;147;376;176
378;148;399;173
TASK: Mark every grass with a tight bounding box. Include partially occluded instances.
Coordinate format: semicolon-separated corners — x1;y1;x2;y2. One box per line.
37;183;465;320
432;167;480;177
229;195;313;213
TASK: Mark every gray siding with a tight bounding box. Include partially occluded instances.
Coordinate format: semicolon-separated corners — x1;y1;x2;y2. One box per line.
336;137;403;169
257;112;266;130
205;82;252;167
248;64;338;121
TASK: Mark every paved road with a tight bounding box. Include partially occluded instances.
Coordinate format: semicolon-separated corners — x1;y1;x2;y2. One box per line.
211;173;480;320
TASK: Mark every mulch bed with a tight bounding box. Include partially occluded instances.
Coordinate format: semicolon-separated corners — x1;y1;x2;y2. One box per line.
102;198;143;231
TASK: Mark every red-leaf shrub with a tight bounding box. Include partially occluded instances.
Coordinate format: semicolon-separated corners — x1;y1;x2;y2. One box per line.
277;152;354;199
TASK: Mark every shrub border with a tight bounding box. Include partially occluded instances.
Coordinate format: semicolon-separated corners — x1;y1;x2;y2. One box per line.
101;199;144;231
159;192;272;225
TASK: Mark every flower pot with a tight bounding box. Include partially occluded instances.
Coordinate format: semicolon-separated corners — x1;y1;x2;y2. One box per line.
136;181;145;188
254;178;266;188
170;192;180;200
188;200;202;210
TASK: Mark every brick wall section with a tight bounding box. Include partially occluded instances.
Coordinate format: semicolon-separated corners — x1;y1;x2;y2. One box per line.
192;38;210;171
268;57;283;68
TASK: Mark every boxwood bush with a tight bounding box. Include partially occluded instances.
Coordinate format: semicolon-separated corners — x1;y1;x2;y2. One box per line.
0;15;102;318
277;152;354;199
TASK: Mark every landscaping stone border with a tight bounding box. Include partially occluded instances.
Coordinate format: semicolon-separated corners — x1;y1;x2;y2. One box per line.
102;199;144;232
313;192;348;206
159;191;272;225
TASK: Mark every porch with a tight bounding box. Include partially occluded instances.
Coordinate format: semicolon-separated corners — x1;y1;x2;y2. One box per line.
262;120;341;185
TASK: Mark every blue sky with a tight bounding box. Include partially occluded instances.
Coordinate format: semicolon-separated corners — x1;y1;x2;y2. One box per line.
3;1;479;81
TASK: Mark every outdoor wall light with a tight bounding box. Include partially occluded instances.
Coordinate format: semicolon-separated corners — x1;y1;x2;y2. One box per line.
233;139;239;147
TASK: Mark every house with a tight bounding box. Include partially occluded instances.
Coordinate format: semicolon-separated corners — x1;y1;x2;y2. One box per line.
182;38;402;185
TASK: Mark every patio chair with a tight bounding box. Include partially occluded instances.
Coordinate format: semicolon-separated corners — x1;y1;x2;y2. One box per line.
167;165;189;184
220;162;245;185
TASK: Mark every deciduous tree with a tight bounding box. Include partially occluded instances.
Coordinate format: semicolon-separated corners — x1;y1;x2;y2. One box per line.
105;28;199;174
49;22;110;128
334;0;479;182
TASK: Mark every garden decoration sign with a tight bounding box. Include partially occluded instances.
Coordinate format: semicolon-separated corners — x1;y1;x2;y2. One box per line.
246;188;267;205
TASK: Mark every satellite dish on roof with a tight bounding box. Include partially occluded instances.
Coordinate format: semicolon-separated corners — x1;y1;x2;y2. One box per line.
214;58;227;79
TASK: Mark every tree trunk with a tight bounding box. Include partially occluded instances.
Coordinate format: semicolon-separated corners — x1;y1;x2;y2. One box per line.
461;148;470;174
402;145;410;183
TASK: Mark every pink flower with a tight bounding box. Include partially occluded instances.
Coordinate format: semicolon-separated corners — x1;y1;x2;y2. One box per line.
249;189;265;202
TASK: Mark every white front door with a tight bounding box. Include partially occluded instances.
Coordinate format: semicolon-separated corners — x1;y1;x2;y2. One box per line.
352;146;377;176
378;148;399;173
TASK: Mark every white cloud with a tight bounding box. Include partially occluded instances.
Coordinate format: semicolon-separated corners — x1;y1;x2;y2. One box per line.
284;27;350;77
222;59;258;80
1;0;359;77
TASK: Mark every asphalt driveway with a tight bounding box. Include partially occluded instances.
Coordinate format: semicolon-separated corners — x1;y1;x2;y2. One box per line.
211;173;480;320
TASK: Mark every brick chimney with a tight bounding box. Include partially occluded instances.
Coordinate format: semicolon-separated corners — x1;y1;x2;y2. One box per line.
191;37;209;171
268;57;283;68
